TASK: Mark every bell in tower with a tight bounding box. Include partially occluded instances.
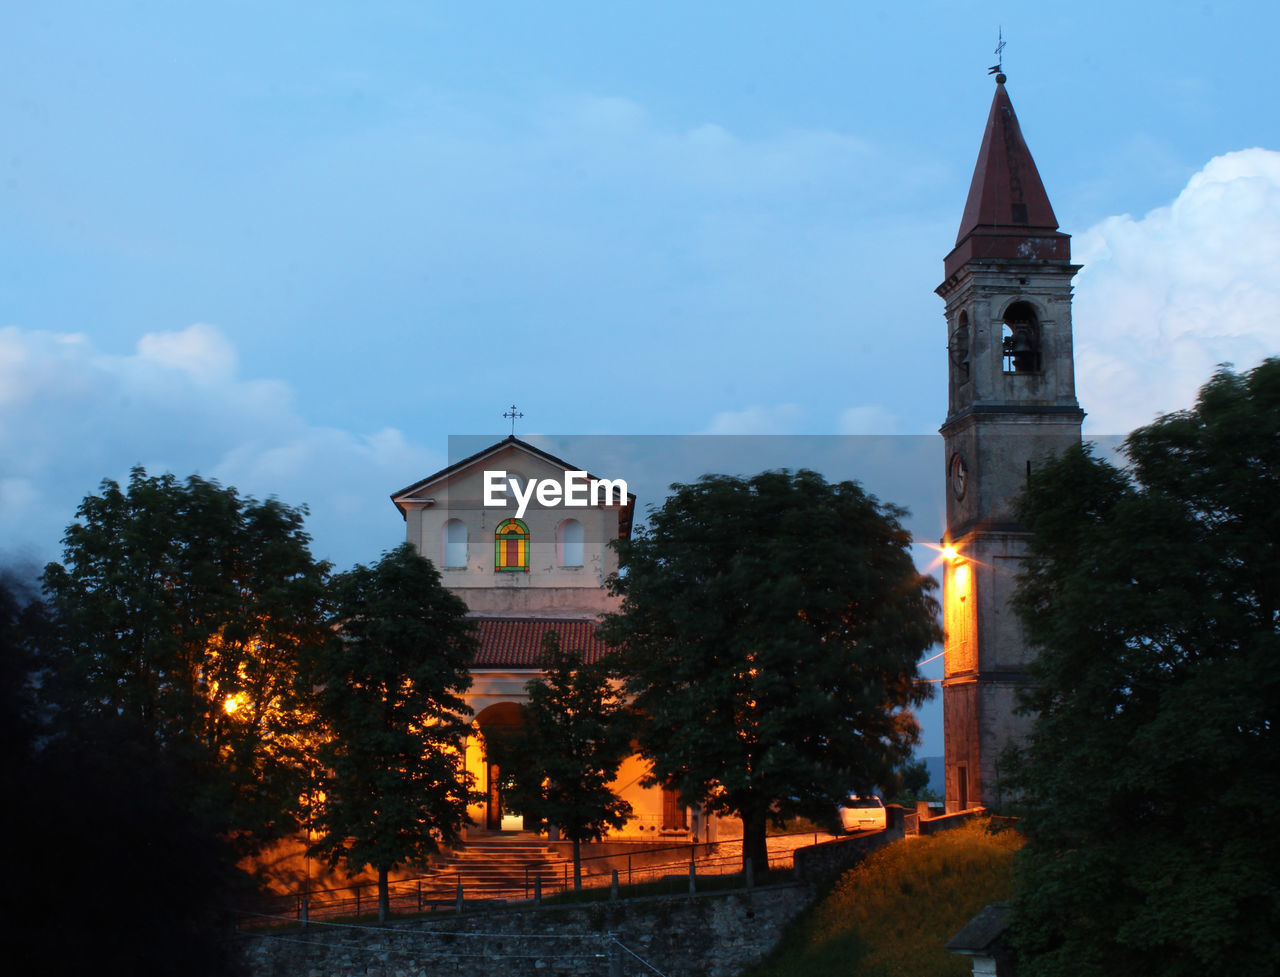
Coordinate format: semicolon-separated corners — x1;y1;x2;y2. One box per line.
937;71;1084;813
1001;302;1042;374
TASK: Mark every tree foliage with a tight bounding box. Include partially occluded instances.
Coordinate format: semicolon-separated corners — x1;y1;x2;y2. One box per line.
487;630;632;889
308;543;478;921
1007;360;1280;976
601;469;940;872
2;576;242;977
0;570;45;765
41;467;330;850
884;757;939;807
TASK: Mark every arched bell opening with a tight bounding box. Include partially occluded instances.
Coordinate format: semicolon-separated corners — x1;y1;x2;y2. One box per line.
1001;301;1042;374
474;702;526;830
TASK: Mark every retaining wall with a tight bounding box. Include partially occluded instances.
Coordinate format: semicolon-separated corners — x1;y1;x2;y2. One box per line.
237;883;812;977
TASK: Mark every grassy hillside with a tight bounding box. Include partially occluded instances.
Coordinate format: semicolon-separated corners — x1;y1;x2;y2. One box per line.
746;820;1022;977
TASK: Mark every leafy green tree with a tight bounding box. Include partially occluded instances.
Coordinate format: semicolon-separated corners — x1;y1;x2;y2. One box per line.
601;469;940;873
308;542;478;921
487;631;632;890
1006;360;1280;977
884;757;939;807
41;467;330;851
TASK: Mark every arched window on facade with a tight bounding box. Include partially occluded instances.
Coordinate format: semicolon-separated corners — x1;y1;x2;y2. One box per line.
443;518;467;568
1001;301;1042;374
556;518;584;567
494;518;530;572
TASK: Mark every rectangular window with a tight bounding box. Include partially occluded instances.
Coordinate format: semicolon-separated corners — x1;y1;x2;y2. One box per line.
662;787;687;830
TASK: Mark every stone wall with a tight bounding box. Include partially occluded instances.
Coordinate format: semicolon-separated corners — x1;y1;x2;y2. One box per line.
237;883;812;977
791;806;920;887
791;830;895;888
919;809;985;836
791;807;991;886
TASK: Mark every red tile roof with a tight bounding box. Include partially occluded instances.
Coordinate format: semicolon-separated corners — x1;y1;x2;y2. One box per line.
471;617;610;668
944;77;1071;278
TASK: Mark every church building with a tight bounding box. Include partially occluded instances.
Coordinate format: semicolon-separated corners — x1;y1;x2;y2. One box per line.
387;71;1085;830
938;72;1085;812
391;436;703;839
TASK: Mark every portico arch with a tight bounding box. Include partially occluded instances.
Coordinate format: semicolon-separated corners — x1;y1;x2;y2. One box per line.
474;702;525;830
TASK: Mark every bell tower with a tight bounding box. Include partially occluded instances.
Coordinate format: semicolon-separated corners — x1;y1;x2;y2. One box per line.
938;72;1084;811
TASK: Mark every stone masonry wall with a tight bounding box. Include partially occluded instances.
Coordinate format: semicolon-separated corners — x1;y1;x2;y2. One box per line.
792;808;990;886
237;884;812;977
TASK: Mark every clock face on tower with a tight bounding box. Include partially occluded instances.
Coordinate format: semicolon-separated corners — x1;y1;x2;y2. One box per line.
950;453;968;500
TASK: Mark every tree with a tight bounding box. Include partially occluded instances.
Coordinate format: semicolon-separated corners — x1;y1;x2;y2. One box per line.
600;469;940;873
5;717;244;977
41;467;330;851
487;630;632;890
884;757;939;807
0;570;45;766
1006;360;1280;977
308;542;478;922
2;577;241;977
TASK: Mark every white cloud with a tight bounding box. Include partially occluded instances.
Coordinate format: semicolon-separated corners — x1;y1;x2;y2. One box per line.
703;403;805;434
1075;148;1280;433
137;322;236;381
0;324;440;573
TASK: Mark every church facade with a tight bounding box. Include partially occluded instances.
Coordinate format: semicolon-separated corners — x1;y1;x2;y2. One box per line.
391;436;705;840
938;73;1084;812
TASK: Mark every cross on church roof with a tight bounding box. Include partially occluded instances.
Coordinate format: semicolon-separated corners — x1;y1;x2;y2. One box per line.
988;27;1006;80
503;404;524;436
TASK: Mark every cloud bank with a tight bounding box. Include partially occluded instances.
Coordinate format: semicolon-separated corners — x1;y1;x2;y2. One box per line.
0;324;439;574
1074;148;1280;434
5;151;1278;579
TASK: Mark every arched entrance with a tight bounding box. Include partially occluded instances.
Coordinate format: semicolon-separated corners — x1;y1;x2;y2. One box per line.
473;702;525;831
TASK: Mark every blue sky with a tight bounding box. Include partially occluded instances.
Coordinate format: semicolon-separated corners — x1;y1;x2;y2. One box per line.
4;2;1280;754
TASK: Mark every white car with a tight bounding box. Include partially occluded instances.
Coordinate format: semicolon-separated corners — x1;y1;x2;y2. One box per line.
839;795;887;833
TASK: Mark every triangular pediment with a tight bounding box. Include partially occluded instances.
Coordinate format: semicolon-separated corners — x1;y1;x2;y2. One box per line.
390;436;635;536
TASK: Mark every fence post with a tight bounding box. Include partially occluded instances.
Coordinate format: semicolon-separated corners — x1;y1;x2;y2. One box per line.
611;869;619;901
688;859;696;897
417;879;422;912
534;874;542;907
355;885;360;918
456;879;464;915
609;938;623;977
299;894;308;930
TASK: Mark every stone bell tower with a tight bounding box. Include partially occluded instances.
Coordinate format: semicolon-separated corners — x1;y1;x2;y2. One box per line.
938;72;1084;812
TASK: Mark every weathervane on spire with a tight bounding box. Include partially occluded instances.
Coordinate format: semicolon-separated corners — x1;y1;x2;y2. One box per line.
503;404;524;436
988;27;1006;82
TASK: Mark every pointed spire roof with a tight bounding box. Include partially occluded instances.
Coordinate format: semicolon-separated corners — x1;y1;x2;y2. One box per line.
943;75;1070;279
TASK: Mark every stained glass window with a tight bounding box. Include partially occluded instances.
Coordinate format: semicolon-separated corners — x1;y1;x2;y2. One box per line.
494;518;530;571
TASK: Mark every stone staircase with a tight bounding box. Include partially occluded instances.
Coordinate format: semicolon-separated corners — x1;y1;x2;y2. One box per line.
424;839;573;903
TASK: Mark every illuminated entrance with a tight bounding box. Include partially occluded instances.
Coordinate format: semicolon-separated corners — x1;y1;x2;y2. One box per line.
474;702;525;830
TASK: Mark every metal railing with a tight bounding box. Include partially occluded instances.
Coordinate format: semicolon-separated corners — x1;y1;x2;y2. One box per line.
238;829;824;927
533;832;814;898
